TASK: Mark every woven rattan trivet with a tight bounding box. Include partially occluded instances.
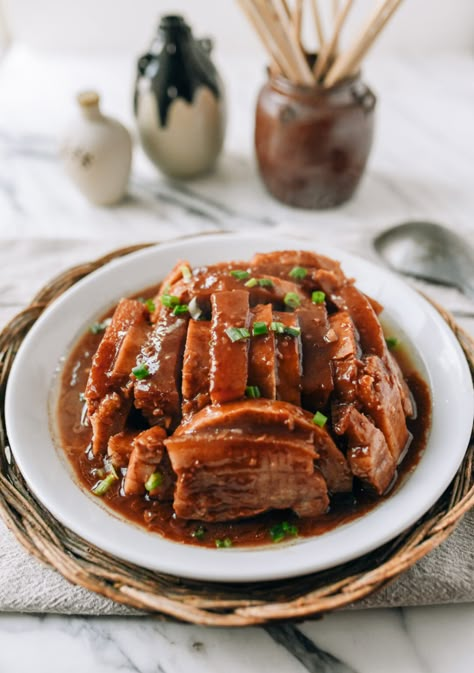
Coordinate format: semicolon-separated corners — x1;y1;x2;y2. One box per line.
0;243;473;626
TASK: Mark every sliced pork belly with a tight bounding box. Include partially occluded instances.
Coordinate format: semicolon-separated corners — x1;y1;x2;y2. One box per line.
107;430;136;468
134;309;188;428
169;398;349;516
209;290;250;404
166;399;331;520
124;426;174;499
85;298;150;455
176;399;316;438
250;250;346;287
329;311;361;404
297;305;334;410
181;320;211;417
358;355;410;461
333;404;395;494
248;304;276;399
273;311;301;406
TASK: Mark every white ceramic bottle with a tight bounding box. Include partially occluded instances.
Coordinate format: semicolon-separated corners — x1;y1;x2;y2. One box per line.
60;91;132;206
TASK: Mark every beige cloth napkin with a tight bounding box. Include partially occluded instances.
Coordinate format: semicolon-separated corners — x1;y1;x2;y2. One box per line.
0;238;472;615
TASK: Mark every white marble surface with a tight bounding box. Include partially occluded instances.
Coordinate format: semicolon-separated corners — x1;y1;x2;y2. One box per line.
0;43;473;673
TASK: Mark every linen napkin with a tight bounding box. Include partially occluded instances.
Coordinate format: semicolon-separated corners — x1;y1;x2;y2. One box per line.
0;238;472;615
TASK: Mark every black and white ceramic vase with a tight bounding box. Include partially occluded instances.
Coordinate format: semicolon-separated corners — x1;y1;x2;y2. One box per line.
134;15;226;179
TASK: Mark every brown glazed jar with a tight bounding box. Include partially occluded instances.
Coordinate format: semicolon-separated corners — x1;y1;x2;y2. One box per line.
255;73;376;209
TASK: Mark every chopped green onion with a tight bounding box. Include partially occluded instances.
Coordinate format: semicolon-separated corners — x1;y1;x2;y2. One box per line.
284;292;301;309
257;278;274;288
313;411;328;428
78;392;86;403
145;471;163;492
180;264;192;280
270;321;300;337
269;521;298;543
270;321;285;334
188;297;202;320
92;473;118;497
244;277;258;288
385;336;399;349
312;290;326;304
90;318;111;334
289;266;307;280
103;457;119;479
230;269;250;280
132;363;150;380
173;304;189;316
192;526;206;540
215;538;233;548
245;385;261;399
225;326;251;342
244;277;273;288
252;321;268;336
160;294;180;308
145;298;156;313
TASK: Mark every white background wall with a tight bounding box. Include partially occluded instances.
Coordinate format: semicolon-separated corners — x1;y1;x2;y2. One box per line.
1;0;473;60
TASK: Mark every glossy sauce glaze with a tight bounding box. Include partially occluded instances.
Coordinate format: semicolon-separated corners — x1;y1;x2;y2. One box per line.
55;284;431;549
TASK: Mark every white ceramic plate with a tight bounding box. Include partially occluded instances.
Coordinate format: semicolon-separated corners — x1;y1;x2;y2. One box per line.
5;233;474;582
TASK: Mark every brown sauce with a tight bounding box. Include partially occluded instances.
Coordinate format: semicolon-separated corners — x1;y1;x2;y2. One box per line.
55;287;431;549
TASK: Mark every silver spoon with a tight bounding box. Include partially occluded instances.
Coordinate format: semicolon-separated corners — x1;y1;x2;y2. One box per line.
374;221;474;302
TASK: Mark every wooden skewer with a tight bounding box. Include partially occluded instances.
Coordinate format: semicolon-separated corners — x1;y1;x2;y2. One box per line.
237;0;285;75
237;0;281;75
309;0;325;50
332;0;341;54
292;0;304;50
269;0;315;85
325;0;404;87
313;0;354;80
254;0;302;81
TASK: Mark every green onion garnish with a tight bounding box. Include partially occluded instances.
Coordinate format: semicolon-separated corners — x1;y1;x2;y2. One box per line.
230;269;250;280
145;298;156;313
92;473;118;497
160;294;180;308
225;326;251;342
269;521;298;543
289;266;307;280
192;526;206;540
145;471;163;492
90;318;111;334
312;290;326;304
180;264;192;280
313;411;328;428
79;392;86;403
245;385;261;399
270;321;285;333
215;538;233;548
252;321;268;336
270;321;300;337
258;278;274;288
244;277;274;288
173;304;189;316
385;336;399;349
132;363;150;380
284;292;301;309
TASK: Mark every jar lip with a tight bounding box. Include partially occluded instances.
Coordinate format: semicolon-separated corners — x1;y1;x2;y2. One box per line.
267;68;362;97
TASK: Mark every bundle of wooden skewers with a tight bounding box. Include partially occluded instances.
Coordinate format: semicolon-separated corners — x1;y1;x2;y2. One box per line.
237;0;403;87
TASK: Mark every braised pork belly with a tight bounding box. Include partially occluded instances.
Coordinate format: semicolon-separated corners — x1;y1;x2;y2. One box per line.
74;250;422;539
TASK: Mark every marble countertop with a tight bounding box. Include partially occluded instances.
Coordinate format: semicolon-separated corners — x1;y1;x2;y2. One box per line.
0;44;473;673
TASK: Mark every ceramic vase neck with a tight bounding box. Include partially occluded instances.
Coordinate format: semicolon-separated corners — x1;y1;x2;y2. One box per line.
77;92;103;121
